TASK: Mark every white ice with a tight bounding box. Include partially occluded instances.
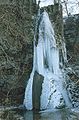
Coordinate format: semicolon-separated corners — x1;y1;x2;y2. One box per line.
23;11;71;110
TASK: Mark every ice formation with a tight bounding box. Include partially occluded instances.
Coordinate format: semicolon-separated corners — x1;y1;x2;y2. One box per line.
23;10;71;110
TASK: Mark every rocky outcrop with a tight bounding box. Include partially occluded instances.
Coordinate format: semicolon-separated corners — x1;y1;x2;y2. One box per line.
64;14;79;108
65;67;79;107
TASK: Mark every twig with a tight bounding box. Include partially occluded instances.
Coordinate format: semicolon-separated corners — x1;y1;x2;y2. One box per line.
75;80;79;85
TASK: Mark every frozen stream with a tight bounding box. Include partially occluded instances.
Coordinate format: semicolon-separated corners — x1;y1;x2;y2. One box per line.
0;107;79;120
24;108;79;120
24;10;72;110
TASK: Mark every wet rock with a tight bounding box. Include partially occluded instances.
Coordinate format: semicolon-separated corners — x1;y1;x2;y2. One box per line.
32;71;44;110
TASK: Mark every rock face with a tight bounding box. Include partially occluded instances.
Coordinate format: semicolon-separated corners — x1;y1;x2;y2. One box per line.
0;1;63;106
0;0;36;105
64;15;79;108
64;14;79;65
32;71;44;110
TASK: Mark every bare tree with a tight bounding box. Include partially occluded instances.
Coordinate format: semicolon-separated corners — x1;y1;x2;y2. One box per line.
62;0;79;16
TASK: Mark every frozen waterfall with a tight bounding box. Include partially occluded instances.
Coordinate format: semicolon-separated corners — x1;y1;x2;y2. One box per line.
23;10;72;110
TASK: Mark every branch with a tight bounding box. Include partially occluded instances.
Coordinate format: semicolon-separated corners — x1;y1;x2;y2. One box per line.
0;45;18;70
